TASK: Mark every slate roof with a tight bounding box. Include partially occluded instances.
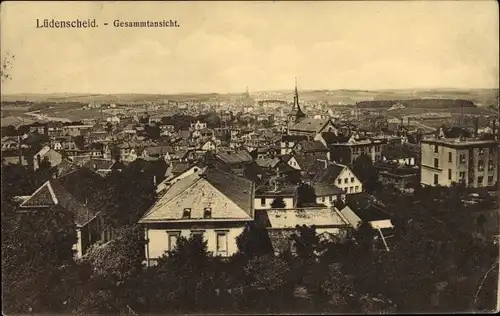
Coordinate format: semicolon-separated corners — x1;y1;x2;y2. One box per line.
216;150;253;165
312;163;346;183
80;158;115;172
281;135;309;143
289;118;330;133
441;126;472;139
295;140;328;152
313;183;344;196
139;167;254;223
56;159;79;177
382;146;415;160
19;168;106;226
171;162;192;176
255;158;280;169
321;132;350;145
346;194;393;222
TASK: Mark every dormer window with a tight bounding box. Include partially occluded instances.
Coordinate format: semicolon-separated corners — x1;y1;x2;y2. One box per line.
182;208;191;219
203;207;212;219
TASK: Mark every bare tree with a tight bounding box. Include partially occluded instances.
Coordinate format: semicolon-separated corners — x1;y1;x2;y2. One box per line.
1;52;15;83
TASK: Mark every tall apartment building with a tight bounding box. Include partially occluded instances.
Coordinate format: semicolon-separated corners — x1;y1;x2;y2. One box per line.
420;137;499;188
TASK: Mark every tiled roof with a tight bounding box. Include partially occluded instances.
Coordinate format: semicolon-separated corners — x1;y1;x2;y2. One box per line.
140;167;254;223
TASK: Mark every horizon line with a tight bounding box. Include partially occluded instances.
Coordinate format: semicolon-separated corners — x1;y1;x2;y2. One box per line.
1;87;498;97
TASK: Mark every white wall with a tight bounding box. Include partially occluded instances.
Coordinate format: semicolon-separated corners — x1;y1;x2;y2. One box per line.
145;226;245;260
254;196;295;209
315;194;340;206
334;168;363;194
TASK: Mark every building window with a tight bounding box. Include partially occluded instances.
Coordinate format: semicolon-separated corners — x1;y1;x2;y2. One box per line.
434;158;439;168
477;176;484;186
260;198;266;206
321;197;325;203
434;145;439;153
488;176;494;184
191;230;204;239
182;208;191;219
488;160;494;171
355;186;359;192
203;207;212;219
349;186;353;193
337;179;342;185
167;232;180;251
448;152;452;163
344;187;348;193
344;178;348;184
459;154;466;163
216;232;228;257
459;172;465;179
448;169;452;180
478;160;484;171
350;177;354;183
434;174;438;185
479;148;485;155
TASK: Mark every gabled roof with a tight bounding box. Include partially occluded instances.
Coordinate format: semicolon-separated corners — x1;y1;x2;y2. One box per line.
140;167;254;223
313;163;346;183
19;169;106;226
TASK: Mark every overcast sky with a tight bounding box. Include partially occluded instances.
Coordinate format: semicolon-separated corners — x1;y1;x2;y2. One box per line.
1;1;498;94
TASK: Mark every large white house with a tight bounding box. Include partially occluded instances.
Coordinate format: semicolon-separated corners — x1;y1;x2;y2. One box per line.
139;167;255;265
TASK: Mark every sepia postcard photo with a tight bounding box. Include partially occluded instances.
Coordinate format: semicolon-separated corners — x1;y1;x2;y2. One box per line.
1;1;499;314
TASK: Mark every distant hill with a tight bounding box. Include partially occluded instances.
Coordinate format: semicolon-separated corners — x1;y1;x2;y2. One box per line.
1;88;498;107
356;99;477;109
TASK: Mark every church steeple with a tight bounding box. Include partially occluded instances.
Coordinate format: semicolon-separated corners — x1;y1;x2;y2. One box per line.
290;77;306;123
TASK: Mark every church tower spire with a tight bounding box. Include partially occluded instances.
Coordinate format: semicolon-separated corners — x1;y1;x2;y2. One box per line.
290;77;306;123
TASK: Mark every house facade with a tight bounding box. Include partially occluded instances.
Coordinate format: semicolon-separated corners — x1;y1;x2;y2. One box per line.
420;137;498;188
139;168;255;265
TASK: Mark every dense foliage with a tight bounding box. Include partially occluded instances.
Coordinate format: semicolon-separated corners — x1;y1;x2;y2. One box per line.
1;163;498;314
